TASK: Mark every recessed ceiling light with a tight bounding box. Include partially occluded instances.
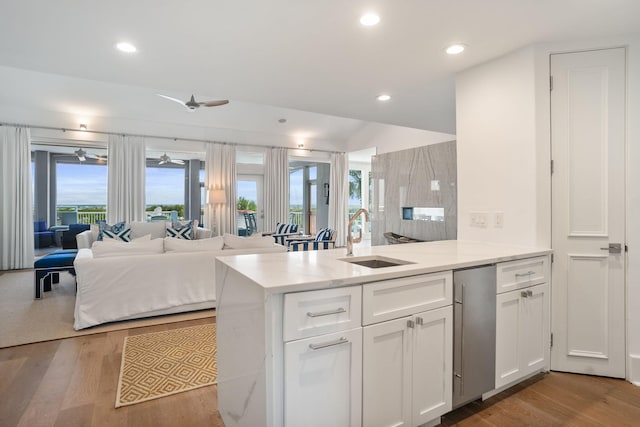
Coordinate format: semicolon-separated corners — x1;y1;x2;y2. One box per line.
116;42;137;53
377;94;391;101
360;13;380;26
278;118;287;123
446;44;466;55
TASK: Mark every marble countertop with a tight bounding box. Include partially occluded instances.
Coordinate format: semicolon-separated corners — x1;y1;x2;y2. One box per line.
216;240;552;294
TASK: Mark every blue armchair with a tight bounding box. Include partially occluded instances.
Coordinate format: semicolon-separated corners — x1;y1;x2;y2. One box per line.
34;220;54;248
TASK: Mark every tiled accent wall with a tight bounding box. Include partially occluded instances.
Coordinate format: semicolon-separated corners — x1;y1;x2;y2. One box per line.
371;141;457;245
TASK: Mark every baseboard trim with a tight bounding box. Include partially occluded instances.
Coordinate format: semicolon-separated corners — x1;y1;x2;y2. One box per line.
482;369;546;400
630;354;640;386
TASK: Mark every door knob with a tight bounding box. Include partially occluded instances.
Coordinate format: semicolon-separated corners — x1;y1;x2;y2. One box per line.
600;243;622;254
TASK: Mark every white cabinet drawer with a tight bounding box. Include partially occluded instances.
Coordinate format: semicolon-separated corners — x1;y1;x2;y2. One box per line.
496;256;549;294
362;271;452;326
283;286;362;342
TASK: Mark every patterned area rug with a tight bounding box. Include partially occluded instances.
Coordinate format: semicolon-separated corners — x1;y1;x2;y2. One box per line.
115;323;217;407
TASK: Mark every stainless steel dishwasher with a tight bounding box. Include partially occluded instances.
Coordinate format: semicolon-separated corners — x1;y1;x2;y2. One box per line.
452;265;496;408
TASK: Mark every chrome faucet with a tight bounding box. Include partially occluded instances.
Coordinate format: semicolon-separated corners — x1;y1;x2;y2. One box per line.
346;208;369;256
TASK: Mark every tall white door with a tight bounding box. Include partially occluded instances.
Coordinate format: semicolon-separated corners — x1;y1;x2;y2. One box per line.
550;48;626;377
237;174;264;232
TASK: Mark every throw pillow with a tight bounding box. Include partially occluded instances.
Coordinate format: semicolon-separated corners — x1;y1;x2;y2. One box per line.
166;220;196;240
102;227;132;242
194;225;213;239
164;236;224;252
92;238;164;258
97;234;151;245
223;233;276;249
275;223;298;234
130;221;167;240
97;221;128;241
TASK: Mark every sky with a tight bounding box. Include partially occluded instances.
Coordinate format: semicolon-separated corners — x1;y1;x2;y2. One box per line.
54;163;359;207
55;164;188;205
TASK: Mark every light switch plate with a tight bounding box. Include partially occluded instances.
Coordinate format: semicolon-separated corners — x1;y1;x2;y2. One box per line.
470;212;488;228
494;212;504;228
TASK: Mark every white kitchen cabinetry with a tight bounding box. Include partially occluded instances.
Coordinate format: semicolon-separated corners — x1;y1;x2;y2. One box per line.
362;273;453;427
495;256;550;389
283;286;362;427
284;327;362;427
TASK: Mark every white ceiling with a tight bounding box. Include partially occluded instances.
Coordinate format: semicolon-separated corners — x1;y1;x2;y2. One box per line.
1;0;639;143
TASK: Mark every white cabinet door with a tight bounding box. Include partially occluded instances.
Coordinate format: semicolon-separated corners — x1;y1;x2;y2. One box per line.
412;306;453;425
284;327;362;427
521;283;549;377
363;316;412;427
496;284;550;389
495;289;523;388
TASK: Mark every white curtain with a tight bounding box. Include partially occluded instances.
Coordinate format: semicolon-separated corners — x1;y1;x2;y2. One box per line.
107;135;146;224
264;147;290;230
204;143;237;235
0;126;34;270
329;152;349;247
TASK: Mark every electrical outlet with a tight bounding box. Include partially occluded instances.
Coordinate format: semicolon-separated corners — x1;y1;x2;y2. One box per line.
494;212;504;228
470;212;488;228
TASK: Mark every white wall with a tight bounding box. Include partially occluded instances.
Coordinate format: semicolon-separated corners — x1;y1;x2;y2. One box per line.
456;45;538;246
346;121;455;154
456;33;640;384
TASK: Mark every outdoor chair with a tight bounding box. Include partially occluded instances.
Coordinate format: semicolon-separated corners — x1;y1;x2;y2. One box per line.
243;212;257;236
34;220;54;248
61;223;90;249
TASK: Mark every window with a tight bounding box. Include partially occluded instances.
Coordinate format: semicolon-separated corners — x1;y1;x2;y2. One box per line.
56;161;108;224
289;167;304;229
145;162;186;221
289;162;329;235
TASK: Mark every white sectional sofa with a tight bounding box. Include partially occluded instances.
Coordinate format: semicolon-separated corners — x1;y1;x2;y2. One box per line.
73;222;286;329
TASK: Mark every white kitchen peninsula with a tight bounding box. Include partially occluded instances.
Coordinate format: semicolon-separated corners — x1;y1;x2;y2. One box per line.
215;240;551;427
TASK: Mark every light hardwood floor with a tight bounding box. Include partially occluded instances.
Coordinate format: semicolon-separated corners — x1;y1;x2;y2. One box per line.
2;318;640;427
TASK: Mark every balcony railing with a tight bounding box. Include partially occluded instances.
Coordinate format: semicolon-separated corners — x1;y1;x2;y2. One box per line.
289;211;304;227
55;206;179;224
77;211;107;224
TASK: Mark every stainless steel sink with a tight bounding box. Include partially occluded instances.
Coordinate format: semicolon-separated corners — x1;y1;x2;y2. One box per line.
339;255;414;269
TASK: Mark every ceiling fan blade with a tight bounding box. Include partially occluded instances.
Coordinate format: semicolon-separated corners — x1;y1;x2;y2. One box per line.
157;94;193;112
171;159;185;165
200;100;229;107
86;154;101;160
159;160;167;165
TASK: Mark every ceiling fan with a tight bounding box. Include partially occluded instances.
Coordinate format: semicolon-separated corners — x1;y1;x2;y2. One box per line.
159;153;185;165
157;94;229;112
74;148;103;162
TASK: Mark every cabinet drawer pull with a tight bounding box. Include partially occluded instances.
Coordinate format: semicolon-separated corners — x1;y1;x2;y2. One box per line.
306;307;346;318
415;317;423;326
515;271;536;278
308;337;349;350
521;291;529;298
407;320;415;328
527;289;533;297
